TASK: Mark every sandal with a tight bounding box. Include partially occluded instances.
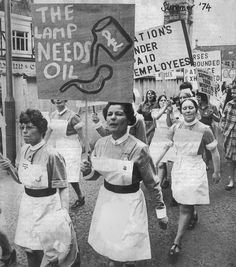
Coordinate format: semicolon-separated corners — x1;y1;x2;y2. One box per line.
71;197;85;209
188;211;198;230
168;243;181;262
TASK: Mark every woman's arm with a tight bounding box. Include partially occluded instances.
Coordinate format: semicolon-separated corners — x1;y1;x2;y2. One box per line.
59;187;69;211
210;146;221;183
138;147;168;229
0;154;20;184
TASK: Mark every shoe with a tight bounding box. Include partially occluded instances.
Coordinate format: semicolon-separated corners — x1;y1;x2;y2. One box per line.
188;211;198;230
168;243;181;263
71;197;85;209
225;184;234;191
1;249;16;267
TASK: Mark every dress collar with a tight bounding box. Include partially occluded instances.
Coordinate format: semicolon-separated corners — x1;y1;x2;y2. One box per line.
184;118;198;126
111;132;129;145
57;107;68;116
29;140;45;151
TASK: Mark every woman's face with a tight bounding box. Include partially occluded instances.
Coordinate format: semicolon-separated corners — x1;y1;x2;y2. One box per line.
147;91;155;102
196;94;202;103
159;96;167;108
181;100;197;123
106;105;128;136
53;100;67;110
20;123;42;146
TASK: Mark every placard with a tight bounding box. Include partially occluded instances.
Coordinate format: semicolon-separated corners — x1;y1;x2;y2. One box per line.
134;20;193;78
31;3;134;102
197;69;217;96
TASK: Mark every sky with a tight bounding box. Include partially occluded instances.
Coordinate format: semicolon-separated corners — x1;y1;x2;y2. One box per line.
135;0;236;47
34;0;236;47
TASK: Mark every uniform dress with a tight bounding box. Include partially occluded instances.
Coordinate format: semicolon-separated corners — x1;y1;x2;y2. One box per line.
137;102;158;145
169;120;218;205
220;99;236;161
14;140;78;266
84;133;165;262
149;109;175;164
48;108;84;183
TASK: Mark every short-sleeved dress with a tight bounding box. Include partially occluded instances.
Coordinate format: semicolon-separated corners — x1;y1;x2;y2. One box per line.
14;140;68;250
48;108;84;182
85;133;165;262
149;109;175;164
137;102;158;144
169;120;217;205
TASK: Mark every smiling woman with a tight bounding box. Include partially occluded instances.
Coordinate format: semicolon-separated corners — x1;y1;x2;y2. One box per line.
81;102;168;266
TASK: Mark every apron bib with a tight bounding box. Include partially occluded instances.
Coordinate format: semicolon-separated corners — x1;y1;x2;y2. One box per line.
50;119;82;183
15;153;62;250
88;156;151;261
172;128;209;205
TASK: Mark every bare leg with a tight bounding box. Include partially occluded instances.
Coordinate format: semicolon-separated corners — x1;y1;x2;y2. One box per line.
225;161;236;188
71;183;85;209
157;162;167;186
0;231;12;259
173;204;194;247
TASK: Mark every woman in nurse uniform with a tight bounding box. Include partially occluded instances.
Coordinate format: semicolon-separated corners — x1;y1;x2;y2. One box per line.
45;99;85;209
0;109;80;267
81;102;168;267
156;98;221;261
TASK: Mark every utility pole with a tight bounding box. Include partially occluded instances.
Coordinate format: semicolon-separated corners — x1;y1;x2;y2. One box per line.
4;0;16;162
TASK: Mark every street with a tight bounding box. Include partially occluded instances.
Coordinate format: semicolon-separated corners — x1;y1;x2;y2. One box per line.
0;130;236;267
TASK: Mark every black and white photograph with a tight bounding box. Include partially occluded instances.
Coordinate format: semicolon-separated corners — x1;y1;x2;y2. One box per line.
0;0;235;266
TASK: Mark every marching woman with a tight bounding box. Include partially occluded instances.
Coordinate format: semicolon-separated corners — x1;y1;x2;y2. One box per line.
137;90;158;145
45;100;85;209
81;102;168;267
0;109;80;267
220;82;236;190
149;95;174;187
156;99;221;261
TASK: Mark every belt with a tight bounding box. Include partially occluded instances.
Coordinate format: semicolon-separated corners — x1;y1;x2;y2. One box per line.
25;187;56;197
104;180;139;194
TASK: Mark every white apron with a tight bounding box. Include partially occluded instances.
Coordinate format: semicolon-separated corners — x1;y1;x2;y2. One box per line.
171;128;210;205
88;157;151;262
15;156;62;250
50;119;82;183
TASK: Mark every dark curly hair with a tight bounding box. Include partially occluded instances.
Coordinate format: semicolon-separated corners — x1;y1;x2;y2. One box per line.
157;94;167;108
144;90;157;104
180;98;199;113
103;102;136;126
19;109;48;137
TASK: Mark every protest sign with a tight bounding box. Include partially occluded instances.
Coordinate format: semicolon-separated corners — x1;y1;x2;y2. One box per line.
193;50;221;82
31;3;134;102
134;20;193;78
184;50;221;83
196;69;217;97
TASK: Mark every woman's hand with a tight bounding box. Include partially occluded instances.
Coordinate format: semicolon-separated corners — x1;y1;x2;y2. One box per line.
81;160;92;175
91;113;100;124
158;216;168;230
0;158;12;170
212;171;221;184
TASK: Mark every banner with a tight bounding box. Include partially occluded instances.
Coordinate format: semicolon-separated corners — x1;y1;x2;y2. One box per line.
31;3;134;102
197;69;217;97
134;20;193;78
184;50;221;83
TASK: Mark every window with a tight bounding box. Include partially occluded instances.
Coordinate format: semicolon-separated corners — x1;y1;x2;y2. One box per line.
12;30;28;51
